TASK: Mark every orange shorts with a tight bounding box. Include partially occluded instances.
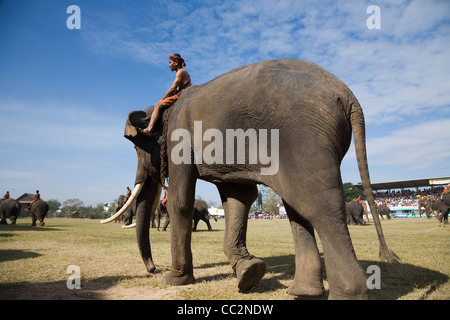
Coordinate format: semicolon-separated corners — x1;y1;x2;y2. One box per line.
159;91;182;108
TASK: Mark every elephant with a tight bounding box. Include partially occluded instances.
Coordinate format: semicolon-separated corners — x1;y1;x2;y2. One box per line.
114;195;127;223
156;199;217;231
154;200;170;231
101;59;397;299
417;197;431;218
0;198;21;224
345;201;365;225
30;199;49;226
192;199;217;231
122;199;136;226
424;195;449;225
377;205;392;220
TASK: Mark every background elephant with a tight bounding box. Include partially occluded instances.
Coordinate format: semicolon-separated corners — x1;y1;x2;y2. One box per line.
30;199;49;226
155;199;216;231
114;195;127;223
122;199;136;226
0;198;21;224
345;201;365;225
154;201;170;231
377;205;392;220
106;59;396;299
425;195;449;225
192;199;217;231
417;197;431;218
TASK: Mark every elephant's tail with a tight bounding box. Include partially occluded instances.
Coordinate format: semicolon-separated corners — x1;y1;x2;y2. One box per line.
349;96;400;264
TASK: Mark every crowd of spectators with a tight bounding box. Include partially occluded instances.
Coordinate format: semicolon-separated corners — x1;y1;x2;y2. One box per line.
373;187;444;207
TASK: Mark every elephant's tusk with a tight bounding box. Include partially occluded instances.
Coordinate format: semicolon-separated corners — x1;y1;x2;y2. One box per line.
100;183;144;224
122;223;136;229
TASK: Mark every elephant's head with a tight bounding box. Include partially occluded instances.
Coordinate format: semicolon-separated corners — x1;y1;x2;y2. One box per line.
124;107;166;185
101;106;164;273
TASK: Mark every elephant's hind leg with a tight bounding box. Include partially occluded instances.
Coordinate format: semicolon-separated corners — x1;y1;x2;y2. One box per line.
217;183;266;292
283;201;325;298
310;188;368;299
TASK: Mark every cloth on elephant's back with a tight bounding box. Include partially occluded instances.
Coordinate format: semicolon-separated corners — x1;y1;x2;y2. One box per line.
160;105;175;185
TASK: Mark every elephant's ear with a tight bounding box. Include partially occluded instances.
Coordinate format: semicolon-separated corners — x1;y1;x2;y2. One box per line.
125;110;154;154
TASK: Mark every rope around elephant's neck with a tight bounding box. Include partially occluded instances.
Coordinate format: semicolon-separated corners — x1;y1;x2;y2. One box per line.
160;105;174;185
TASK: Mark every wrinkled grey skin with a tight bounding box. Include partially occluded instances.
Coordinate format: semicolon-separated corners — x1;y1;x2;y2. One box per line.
0;198;21;224
377;205;392;220
124;59;395;299
30;199;49;226
345;201;365;225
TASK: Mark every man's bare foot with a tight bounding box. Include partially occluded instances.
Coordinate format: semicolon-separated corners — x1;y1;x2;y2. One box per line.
138;127;153;138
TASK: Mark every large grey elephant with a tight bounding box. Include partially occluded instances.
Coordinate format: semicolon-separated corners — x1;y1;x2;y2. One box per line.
101;59;397;299
345;201;365;225
30;199;49;226
0;198;21;224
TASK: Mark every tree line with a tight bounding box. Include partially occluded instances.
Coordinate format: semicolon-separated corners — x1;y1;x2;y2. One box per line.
28;198;117;219
30;183;362;219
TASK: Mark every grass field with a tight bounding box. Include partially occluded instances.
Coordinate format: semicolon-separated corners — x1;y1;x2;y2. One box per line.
0;216;448;300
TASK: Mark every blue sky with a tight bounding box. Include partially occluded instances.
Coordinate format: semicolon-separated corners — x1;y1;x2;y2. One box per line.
1;0;449;206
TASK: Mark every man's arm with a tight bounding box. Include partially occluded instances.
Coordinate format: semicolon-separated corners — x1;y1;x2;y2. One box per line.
161;70;186;99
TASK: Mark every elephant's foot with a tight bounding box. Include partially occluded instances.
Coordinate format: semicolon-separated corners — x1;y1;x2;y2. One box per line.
287;281;324;298
235;258;266;292
39;221;45;227
164;267;195;286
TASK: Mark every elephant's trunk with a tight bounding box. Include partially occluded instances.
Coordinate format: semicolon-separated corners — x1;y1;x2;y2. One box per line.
100;183;144;224
135;180;162;273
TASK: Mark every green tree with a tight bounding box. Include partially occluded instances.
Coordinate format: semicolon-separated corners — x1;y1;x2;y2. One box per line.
46;199;61;216
258;185;281;214
343;182;363;202
62;198;84;217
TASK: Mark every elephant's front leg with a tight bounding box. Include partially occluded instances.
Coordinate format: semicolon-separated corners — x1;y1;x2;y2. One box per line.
217;183;266;292
164;166;197;286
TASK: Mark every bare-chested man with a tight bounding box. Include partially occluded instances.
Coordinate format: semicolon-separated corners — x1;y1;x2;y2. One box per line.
139;53;191;138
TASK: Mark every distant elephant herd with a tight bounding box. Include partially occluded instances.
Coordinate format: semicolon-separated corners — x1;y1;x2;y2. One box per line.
345;195;449;226
0;197;49;226
113;194;216;232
